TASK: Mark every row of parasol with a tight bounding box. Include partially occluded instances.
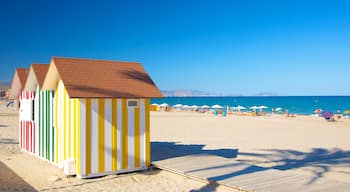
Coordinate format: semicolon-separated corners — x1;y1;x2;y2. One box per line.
152;103;272;111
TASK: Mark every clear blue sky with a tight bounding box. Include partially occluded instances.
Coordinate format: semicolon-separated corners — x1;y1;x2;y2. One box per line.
1;0;349;96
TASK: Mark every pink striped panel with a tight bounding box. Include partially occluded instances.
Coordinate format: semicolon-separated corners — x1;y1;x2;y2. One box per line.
26;122;28;151
33;123;35;153
21;122;23;149
19;121;36;153
19;91;36;153
23;122;25;150
31;122;34;153
19;122;21;149
23;121;25;150
29;123;32;152
22;122;24;149
19;122;22;149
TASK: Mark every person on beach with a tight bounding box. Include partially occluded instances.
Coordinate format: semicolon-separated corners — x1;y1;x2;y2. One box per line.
285;109;289;117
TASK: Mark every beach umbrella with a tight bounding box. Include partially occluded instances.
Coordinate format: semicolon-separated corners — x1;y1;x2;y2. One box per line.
160;103;169;107
321;111;334;118
249;106;259;115
236;105;246;112
190;105;199;109
314;109;322;114
182;105;189;109
173;104;183;108
257;105;268;112
343;110;350;114
151;103;159;106
200;105;210;109
275;107;282;112
211;104;223;109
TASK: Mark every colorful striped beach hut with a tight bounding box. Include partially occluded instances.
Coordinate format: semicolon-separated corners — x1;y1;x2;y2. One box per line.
42;57;163;178
24;64;56;162
9;68;34;153
9;68;29;104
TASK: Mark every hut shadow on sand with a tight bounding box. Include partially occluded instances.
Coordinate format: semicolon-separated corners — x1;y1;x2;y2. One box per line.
0;161;36;192
151;141;238;161
151;142;350;185
239;148;350;184
151;141;238;192
0;138;18;145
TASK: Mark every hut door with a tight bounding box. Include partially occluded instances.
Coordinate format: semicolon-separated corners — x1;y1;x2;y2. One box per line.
20;98;33;121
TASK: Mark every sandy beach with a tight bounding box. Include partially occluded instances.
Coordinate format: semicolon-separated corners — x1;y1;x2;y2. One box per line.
151;111;350;184
0;104;236;192
1;103;350;191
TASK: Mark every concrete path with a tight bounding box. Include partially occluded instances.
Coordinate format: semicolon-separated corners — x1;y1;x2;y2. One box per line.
152;146;350;192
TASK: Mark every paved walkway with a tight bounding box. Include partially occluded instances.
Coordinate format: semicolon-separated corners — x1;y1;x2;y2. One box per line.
152;150;350;192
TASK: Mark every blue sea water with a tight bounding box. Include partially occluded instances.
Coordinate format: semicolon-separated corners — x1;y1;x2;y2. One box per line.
151;96;350;115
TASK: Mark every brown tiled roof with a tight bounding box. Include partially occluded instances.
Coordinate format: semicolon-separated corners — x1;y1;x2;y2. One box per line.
17;68;29;87
32;64;49;88
52;57;163;98
9;68;29;99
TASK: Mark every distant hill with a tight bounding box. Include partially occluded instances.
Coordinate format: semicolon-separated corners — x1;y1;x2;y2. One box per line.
162;89;245;97
254;92;278;96
162;89;277;97
0;80;11;88
0;81;10;98
162;89;218;97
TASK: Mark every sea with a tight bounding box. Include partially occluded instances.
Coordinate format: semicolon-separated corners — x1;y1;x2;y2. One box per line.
151;96;350;115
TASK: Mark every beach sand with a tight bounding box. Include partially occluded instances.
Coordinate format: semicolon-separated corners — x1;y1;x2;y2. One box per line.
151;111;350;184
1;103;350;191
0;104;235;192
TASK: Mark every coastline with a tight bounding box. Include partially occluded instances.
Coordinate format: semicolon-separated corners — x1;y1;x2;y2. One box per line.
151;95;350;115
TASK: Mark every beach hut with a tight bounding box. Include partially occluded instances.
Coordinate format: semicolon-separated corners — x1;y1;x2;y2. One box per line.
42;57;163;178
9;68;29;105
9;68;33;152
23;64;55;162
0;89;5;98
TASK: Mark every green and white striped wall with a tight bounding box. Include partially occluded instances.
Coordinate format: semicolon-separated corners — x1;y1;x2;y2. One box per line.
34;85;56;163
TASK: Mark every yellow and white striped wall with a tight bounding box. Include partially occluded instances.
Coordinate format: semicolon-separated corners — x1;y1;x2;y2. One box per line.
55;81;150;178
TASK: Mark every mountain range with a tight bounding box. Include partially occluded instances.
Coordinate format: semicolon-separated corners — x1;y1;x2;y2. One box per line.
0;80;11;88
162;89;277;97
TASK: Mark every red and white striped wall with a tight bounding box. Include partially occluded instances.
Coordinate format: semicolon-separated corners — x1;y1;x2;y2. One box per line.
19;91;36;154
19;121;35;153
